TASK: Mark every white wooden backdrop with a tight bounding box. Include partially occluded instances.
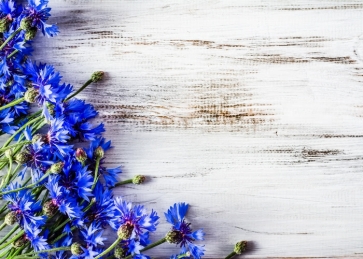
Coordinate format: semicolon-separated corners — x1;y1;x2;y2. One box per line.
26;0;363;258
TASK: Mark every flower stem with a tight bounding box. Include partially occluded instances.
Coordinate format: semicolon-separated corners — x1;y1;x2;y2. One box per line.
66;78;93;100
1;155;13;188
0;225;19;245
14;247;71;258
113;179;132;187
91;158;101;190
0;171;52;196
7;49;19;59
0;97;25;112
0;27;22;51
224;251;237;259
94;237;122;259
0;246;12;258
0;230;24;250
0;221;6;231
0;141;31;153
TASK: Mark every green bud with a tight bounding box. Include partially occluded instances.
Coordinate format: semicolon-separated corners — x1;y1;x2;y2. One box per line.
91;71;104;83
165;230;183;244
12;236;28;248
15;151;30;164
94;146;104;160
25;27;37;41
42;200;58;217
4;149;13;159
49;162;64;174
132;175;146;185
117;223;134;240
76;148;87;164
20;17;33;31
0;17;10;33
24;88;38;103
114;246;127;259
71;242;83;255
5;211;17;225
234;240;247;254
46;102;55;116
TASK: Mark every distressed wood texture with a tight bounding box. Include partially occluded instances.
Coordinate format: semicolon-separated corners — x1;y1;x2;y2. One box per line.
25;0;363;258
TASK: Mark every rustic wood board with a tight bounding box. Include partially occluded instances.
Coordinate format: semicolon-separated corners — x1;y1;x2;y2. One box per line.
5;0;363;258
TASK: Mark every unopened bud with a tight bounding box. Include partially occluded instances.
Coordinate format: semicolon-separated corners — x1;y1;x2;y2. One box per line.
234;241;247;254
165;230;183;244
24;88;38;103
46;102;55;117
25;27;37;40
49;162;64;174
20;17;33;31
12;236;28;248
5;211;17;225
132;175;146;185
71;242;83;255
4;149;13;159
76;148;87;164
15;151;30;164
117;224;134;240
42;200;58;217
114;246;127;259
91;71;104;83
94;146;104;160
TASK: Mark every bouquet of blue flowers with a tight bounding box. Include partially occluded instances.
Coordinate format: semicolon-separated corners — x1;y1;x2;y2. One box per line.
0;1;247;258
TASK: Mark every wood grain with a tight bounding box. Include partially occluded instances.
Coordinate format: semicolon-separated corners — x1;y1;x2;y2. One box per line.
3;0;363;258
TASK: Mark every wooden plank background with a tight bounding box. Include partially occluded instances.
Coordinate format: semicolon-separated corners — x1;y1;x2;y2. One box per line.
21;0;363;258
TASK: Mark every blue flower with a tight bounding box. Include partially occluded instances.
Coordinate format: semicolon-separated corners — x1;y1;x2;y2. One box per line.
23;0;59;37
24;224;50;251
114;198;159;239
44;118;73;157
164;203;205;259
80;222;106;247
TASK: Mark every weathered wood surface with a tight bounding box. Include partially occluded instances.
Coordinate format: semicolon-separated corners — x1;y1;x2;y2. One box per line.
15;0;363;258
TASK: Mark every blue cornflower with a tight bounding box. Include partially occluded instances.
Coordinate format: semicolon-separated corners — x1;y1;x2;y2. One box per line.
24;223;50;251
23;0;59;37
87;182;117;228
80;222;106;247
85;137;122;187
43;118;73;157
114;197;159;239
45;175;83;219
0;0;20;19
52;236;72;259
2;183;46;229
164;203;205;259
69;246;100;259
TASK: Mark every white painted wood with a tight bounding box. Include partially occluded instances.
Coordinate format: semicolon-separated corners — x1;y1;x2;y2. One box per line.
8;0;363;258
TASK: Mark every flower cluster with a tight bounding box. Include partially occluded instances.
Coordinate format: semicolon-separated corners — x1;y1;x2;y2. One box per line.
0;1;217;259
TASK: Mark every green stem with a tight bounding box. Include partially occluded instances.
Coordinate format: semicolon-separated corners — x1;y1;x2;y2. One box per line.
14;247;71;258
94;237;122;259
0;224;19;245
0;141;31;153
66;79;93;100
9;163;23;183
113;179;132;187
1;155;13;189
0;97;25;112
0;27;22;51
51;226;76;244
0;230;24;250
7;49;19;59
224;251;237;259
0;246;12;258
2;116;42;148
0;171;52;196
0;222;6;231
91;158;100;190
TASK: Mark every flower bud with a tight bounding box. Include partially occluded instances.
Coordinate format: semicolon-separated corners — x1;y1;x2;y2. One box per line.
24;88;38;103
94;146;104;160
20;17;33;31
132;175;146;185
114;246;127;259
4;149;13;159
12;236;28;248
71;242;83;255
5;211;17;225
25;27;37;41
0;17;10;33
234;240;247;254
49;162;64;174
117;223;134;240
15;151;30;164
76;148;87;164
91;71;104;83
42;200;58;217
46;102;55;117
165;230;183;244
